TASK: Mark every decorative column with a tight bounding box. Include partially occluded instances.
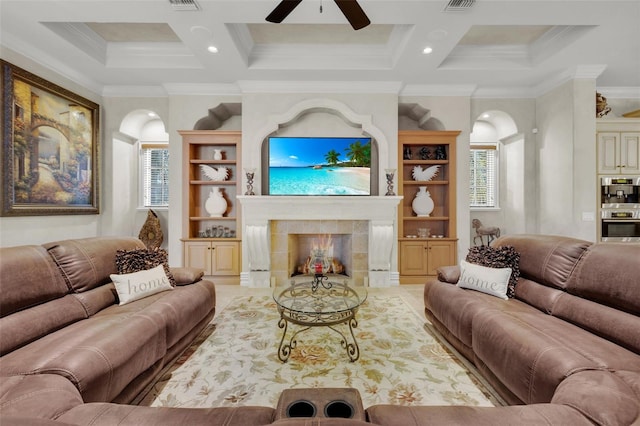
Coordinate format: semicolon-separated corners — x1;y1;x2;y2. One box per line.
368;221;397;287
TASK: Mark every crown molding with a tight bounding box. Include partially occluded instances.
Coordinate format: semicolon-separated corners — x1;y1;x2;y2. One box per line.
102;86;169;97
401;84;477;97
163;83;242;96
237;80;403;94
597;87;640;99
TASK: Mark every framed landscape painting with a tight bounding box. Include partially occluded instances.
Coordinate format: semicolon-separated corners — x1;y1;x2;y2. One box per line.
1;60;99;216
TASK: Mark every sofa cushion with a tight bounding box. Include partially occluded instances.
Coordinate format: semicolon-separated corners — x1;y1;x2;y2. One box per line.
466;245;520;298
0;295;87;356
58;404;275;426
111;265;174;305
472;309;640;404
0;311;167;402
457;260;511;300
491;234;591;290
0;245;69;318
565;242;640;315
424;279;537;349
96;279;216;349
115;247;176;287
45;237;145;293
366;404;593;426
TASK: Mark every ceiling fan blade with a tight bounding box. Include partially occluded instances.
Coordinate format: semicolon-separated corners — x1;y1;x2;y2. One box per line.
334;0;371;30
266;0;304;23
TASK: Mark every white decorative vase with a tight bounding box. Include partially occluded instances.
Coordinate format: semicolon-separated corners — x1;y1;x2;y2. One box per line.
213;149;223;160
205;187;227;217
412;186;434;217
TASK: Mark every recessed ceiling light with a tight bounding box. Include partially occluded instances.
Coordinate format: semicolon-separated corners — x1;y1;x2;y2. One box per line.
422;46;433;54
207;45;218;53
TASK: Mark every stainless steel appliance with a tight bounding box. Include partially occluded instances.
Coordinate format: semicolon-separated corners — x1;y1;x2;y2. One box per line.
600;176;640;242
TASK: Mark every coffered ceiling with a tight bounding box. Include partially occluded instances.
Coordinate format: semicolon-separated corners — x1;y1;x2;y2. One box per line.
1;0;638;97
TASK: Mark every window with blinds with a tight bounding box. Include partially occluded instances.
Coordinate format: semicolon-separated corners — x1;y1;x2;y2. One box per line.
469;144;498;208
141;143;169;207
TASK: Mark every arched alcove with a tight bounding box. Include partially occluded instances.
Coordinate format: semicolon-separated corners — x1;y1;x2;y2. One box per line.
109;109;169;247
254;98;390;196
470;110;527;243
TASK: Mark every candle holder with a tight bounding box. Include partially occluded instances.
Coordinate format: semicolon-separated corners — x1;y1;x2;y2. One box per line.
244;168;256;195
385;168;396;196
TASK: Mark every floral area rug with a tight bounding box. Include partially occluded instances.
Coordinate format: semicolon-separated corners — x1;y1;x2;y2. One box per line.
139;295;500;409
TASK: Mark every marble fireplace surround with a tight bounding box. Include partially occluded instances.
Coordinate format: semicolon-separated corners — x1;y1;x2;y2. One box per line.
237;196;402;287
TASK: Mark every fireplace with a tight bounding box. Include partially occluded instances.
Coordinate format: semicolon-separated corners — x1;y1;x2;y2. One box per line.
237;196;402;287
272;221;368;285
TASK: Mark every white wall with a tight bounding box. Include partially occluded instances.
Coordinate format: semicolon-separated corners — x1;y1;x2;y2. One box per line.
536;80;597;241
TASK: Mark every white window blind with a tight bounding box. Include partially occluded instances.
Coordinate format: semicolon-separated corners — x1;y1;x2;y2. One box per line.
141;143;169;207
469;144;497;208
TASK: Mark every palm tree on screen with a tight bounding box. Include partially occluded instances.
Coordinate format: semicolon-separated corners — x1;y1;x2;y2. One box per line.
325;149;340;165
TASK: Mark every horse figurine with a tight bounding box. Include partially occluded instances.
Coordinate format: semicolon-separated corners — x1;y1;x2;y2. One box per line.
472;219;501;246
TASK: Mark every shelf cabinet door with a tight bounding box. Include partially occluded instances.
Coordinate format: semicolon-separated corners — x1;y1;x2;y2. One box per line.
426;240;456;276
184;241;213;273
183;240;240;276
399;241;429;275
211;241;240;276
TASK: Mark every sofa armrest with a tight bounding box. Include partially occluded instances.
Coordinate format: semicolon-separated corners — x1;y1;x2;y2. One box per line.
169;267;204;286
0;375;83;421
436;265;460;284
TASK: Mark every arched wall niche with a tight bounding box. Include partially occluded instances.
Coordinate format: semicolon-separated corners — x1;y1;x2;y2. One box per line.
254;98;389;196
193;103;242;130
470;109;527;244
398;103;445;130
110;108;168;248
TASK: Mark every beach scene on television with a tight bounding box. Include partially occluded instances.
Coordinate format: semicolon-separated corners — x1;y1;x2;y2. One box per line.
269;137;371;195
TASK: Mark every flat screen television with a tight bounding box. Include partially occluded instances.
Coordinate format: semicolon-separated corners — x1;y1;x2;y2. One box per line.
268;136;372;196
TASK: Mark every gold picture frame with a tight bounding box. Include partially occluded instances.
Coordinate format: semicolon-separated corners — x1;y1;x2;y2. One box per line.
1;60;100;216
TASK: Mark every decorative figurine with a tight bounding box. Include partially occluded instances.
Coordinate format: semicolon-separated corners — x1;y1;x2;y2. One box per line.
385;168;396;196
435;145;447;160
403;146;412;160
244;168;256;195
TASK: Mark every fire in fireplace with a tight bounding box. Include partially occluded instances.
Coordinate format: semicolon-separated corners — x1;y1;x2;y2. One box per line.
293;234;347;276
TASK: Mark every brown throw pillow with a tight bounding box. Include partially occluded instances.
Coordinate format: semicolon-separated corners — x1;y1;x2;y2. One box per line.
466;245;520;298
115;247;176;287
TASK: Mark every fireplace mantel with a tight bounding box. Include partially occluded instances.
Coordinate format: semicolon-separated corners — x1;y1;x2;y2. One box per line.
237;196;402;222
237;196;402;287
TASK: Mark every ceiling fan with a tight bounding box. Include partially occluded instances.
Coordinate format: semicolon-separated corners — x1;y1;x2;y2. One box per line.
266;0;371;30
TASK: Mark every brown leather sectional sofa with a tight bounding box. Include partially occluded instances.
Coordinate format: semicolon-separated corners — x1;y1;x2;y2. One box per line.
413;234;640;425
1;235;639;425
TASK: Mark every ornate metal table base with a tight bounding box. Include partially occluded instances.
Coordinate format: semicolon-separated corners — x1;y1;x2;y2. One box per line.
274;281;366;363
277;311;361;362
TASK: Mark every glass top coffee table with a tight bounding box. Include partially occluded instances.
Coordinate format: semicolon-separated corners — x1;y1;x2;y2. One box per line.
273;277;368;362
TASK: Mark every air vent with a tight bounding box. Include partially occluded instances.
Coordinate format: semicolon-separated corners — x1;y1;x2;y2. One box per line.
169;0;199;11
443;0;475;11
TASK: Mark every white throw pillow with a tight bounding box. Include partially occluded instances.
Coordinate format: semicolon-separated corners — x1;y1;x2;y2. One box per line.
457;260;511;300
111;264;173;305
